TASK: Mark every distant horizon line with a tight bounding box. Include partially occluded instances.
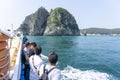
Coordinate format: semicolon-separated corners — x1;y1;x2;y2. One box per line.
0;27;120;31
79;27;120;29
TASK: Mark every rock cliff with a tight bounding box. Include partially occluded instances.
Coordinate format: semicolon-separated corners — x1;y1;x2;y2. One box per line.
18;7;80;36
18;7;49;35
44;8;80;36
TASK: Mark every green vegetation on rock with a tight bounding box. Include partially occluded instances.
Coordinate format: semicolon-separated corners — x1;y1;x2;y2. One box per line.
44;7;80;36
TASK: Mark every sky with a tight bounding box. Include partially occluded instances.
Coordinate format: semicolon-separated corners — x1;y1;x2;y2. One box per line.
0;0;120;31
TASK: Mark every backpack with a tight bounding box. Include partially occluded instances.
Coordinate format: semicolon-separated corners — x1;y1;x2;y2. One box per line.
39;64;56;80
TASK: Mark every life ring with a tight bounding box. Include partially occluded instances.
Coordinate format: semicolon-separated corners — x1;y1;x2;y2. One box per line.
0;59;10;79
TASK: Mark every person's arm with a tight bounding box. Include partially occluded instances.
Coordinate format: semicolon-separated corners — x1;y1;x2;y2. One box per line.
25;52;29;61
33;57;43;74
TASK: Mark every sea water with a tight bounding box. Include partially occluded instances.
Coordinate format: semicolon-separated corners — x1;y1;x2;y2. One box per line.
27;36;120;80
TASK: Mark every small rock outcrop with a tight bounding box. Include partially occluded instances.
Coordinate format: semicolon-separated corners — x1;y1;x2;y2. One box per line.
44;8;80;36
18;7;49;35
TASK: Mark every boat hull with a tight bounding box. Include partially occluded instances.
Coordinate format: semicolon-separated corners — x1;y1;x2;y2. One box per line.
0;33;9;41
0;41;7;50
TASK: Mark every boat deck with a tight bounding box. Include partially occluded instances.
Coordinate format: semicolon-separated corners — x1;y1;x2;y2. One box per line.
10;38;20;70
9;37;22;80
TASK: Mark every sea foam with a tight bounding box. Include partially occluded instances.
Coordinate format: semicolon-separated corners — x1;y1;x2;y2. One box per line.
41;54;116;80
61;66;116;80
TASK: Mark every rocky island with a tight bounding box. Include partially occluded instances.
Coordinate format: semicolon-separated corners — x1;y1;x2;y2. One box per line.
18;7;80;36
80;28;120;36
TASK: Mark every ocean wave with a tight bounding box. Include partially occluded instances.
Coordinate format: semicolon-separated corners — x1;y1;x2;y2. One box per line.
41;54;48;60
61;65;117;80
40;54;117;80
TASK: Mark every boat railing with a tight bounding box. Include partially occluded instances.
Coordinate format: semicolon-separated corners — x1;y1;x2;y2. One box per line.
11;32;23;80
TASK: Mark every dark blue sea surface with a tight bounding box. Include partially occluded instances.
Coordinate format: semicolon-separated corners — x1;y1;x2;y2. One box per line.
27;36;120;80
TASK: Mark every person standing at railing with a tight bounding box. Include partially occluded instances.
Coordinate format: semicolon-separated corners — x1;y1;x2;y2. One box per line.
24;42;31;80
23;42;38;80
39;52;61;80
29;46;44;80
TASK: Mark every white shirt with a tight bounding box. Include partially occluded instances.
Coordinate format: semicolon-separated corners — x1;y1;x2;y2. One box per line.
39;64;61;80
29;54;44;80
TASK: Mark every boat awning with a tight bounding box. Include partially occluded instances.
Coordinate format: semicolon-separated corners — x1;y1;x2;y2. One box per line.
0;29;12;41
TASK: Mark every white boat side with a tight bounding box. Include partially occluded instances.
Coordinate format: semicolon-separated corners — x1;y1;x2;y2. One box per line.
11;37;22;80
